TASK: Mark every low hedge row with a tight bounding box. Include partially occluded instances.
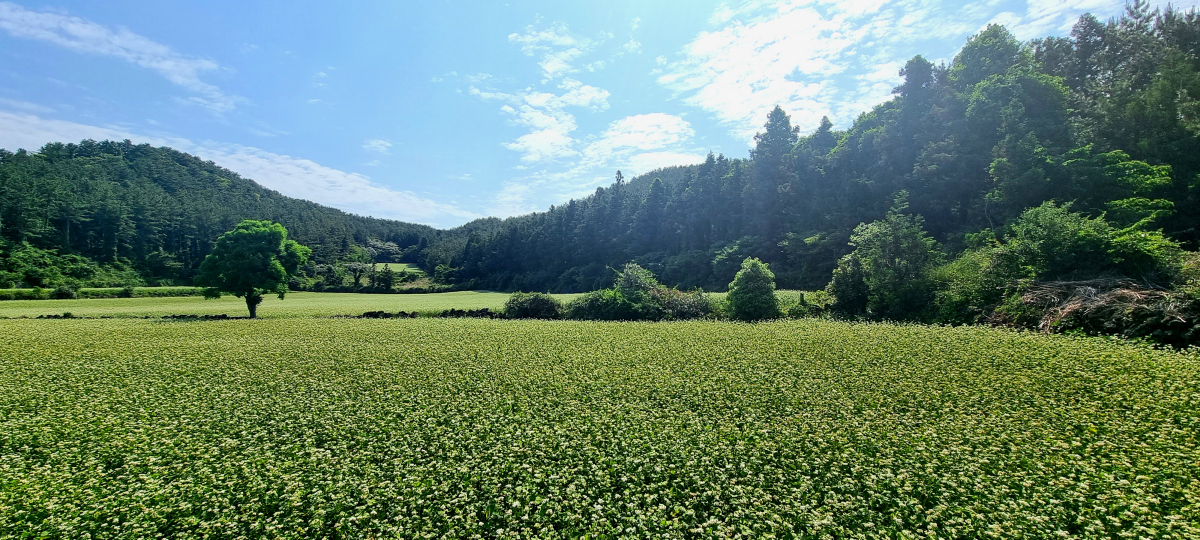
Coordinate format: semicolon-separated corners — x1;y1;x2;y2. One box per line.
0;287;204;301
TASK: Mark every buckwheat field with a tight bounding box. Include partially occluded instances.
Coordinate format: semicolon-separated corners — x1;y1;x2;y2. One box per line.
1;318;1197;538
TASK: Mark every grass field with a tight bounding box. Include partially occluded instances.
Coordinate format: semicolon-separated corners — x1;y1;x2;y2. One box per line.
1;317;1196;538
372;262;426;276
0;291;582;319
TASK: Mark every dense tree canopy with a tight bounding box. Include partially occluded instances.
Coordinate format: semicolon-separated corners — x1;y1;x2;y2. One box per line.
197;220;311;318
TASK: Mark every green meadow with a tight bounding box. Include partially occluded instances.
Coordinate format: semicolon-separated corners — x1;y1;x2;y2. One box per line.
0;291;581;319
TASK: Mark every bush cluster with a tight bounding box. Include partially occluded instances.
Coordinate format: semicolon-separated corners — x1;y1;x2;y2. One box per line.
563;264;710;321
823;201;1197;346
503;292;562;319
509;264;716;321
0;240;144;290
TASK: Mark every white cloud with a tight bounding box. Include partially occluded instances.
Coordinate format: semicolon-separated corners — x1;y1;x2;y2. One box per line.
658;3;870;140
582;113;696;167
463;17;714;217
504;123;577;162
508;22;595;82
479;113;704;217
0;2;242;113
0;111;476;227
475;78;611;163
362;139;393;153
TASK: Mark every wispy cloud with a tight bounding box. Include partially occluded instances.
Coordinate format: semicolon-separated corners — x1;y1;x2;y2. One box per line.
623;17;642;53
0;2;242;113
362;139;393;154
473;77;610;163
481;112;705;217
657;3;875;139
0;111;477;227
581;113;697;169
0;97;55;114
508;22;595;82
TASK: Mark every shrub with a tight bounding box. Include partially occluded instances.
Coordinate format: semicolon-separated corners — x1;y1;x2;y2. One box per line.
727;257;781;321
933;204;1186;329
652;288;712;320
842;197;942;320
564;289;638;321
1183;252;1200;299
931;247;1023;324
827;254;869;318
1006;202;1180;281
614;263;661;305
504;292;562;319
561;263;714;321
787;291;832;319
119;285;136;298
51;285;78;300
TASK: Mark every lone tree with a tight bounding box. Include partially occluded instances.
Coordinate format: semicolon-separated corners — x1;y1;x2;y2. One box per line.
727;257;781;321
197;220;311;318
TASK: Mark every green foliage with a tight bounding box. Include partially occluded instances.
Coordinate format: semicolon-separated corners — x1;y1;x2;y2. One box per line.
614;262;660;305
2;318;1197;537
503;291;562;319
949;24;1023;88
0;240;144;289
827;254;869;318
651;287;712;320
931;247;1022;324
562;263;711;321
343;246;373;287
563;288;638;321
785;290;833;319
835;196;942;320
1005;202;1180;281
371;263;397;292
727;257;780;321
432;264;456;285
933;203;1186;332
50;285;77;300
196;220;311;318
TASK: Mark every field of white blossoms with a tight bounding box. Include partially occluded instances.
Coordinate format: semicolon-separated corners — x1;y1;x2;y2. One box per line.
1;318;1197;538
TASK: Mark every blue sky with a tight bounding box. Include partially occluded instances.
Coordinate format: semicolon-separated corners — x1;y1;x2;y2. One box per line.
1;0;1194;228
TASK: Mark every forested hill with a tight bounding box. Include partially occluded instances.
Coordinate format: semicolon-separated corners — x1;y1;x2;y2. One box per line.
0;140;438;286
445;4;1200;292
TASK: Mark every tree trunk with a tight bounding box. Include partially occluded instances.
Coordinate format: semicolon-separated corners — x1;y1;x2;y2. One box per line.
246;292;263;318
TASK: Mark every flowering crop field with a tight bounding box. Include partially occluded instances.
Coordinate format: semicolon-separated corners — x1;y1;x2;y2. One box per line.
1;318;1197;538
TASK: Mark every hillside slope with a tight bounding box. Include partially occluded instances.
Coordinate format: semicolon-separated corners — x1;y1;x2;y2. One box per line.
0;140;439;285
